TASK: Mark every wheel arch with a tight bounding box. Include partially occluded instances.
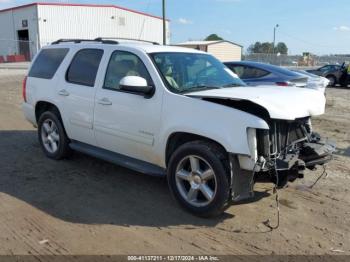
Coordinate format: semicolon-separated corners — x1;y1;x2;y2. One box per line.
35;101;62;122
325;74;337;84
165;132;228;167
35;101;71;143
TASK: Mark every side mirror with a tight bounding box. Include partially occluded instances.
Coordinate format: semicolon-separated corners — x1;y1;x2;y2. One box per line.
119;76;155;98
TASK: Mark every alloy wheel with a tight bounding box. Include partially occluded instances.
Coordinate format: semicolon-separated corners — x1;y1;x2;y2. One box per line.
41;119;60;154
175;155;217;207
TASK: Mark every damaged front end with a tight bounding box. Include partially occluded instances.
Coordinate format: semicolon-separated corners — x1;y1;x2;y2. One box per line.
232;117;336;202
185;88;334;202
256;117;335;185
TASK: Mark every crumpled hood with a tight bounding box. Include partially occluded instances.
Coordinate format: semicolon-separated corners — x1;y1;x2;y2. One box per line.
186;86;326;120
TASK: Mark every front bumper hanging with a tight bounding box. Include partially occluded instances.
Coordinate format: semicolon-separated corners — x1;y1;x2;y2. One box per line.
230;126;336;202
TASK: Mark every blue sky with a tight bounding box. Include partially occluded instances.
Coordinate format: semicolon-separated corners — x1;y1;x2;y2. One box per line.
1;0;350;55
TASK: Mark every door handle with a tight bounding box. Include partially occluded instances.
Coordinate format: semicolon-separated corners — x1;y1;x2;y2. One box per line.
58;89;70;96
98;98;112;106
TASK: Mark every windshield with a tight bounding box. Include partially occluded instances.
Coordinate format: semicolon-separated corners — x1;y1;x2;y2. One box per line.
150;52;246;94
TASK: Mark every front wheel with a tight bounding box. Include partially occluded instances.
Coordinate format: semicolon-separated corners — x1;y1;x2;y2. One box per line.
167;141;230;217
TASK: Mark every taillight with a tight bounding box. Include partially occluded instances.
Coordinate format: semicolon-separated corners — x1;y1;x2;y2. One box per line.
275;81;289;86
22;76;27;102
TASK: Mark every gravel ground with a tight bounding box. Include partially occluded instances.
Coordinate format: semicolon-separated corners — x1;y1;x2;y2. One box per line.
0;70;349;256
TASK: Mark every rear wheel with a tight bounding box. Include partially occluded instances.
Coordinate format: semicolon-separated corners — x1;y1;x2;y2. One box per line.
167;141;230;217
38;111;71;160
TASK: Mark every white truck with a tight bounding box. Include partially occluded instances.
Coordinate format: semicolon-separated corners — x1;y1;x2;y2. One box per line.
22;39;335;217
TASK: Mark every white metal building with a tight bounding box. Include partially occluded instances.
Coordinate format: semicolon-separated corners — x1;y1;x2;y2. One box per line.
176;40;243;62
0;2;170;60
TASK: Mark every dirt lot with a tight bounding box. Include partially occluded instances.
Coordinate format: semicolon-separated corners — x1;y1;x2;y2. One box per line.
0;70;349;256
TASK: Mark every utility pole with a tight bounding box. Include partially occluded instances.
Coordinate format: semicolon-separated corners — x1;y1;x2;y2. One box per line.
273;24;279;54
162;0;166;45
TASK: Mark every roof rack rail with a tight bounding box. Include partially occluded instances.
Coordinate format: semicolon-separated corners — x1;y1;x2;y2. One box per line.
51;39;119;45
94;37;160;45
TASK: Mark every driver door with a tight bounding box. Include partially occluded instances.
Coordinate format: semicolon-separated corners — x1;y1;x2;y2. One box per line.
93;50;162;164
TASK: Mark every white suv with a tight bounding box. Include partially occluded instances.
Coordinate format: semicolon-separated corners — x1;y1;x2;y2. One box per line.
22;39;335;217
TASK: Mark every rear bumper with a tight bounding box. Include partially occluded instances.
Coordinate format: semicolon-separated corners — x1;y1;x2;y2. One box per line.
21;102;37;127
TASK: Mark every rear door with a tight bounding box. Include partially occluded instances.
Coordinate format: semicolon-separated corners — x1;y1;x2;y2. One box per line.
56;48;104;146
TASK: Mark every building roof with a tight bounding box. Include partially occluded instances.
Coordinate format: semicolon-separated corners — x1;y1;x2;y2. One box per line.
0;2;168;21
176;40;243;48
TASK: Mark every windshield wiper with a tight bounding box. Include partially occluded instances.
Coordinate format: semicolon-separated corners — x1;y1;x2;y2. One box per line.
181;85;221;94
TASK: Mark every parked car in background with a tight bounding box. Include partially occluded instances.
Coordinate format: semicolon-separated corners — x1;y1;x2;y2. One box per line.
306;64;346;87
224;61;308;88
292;69;329;93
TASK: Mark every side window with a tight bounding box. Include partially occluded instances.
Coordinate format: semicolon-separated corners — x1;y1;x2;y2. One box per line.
241;66;269;79
66;49;104;87
153;54;181;90
319;65;330;72
29;48;69;79
104;51;152;90
331;65;340;71
228;65;245;78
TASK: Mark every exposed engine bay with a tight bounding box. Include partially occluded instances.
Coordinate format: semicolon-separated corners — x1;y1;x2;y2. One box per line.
194;96;336;201
255;117;336;188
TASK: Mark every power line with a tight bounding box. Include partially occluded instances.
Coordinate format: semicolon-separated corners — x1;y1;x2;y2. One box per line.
278;31;336;48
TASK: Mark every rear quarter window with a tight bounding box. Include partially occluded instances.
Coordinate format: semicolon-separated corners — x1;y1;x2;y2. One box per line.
241;66;270;79
28;48;69;79
263;64;300;77
226;65;245;78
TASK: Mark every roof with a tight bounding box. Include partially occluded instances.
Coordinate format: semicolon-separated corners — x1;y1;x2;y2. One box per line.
0;2;168;21
138;44;205;54
44;41;206;54
176;40;243;48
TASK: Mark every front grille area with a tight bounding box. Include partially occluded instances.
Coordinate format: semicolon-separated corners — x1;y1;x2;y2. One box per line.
269;119;308;155
257;117;310;159
255;117;334;186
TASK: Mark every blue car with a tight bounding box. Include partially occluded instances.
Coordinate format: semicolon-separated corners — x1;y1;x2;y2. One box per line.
224;61;308;87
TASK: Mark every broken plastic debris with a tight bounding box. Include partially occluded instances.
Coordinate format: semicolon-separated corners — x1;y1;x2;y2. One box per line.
330;248;344;253
39;239;49;245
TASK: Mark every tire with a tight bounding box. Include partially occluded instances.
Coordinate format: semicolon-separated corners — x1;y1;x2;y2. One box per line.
37;111;71;160
326;75;336;87
167;141;230;217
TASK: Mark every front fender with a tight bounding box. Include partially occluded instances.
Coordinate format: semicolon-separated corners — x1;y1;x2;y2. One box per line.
157;94;269;167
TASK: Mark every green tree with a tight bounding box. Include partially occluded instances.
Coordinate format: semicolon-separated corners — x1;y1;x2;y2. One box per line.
247;42;262;54
247;42;273;54
261;42;273;53
205;34;223;41
247;41;288;54
276;42;288;54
